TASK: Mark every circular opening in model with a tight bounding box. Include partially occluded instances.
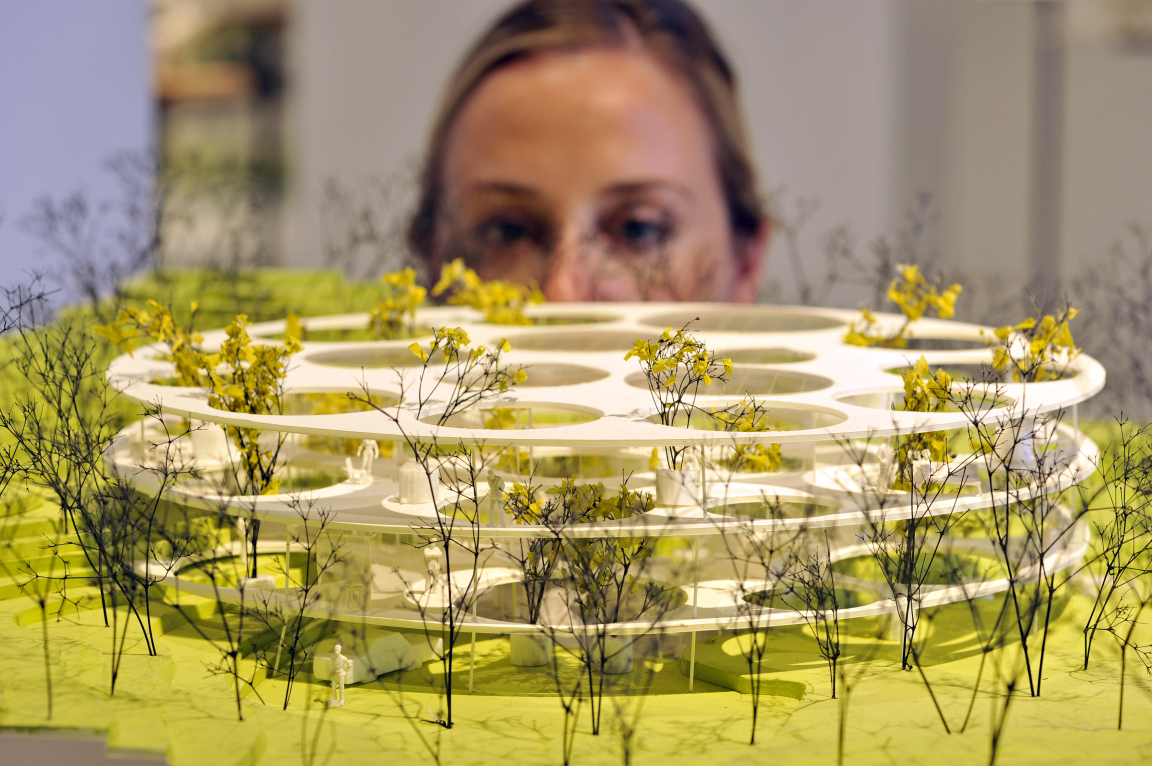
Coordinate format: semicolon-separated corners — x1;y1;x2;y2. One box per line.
515;363;610;387
265;326;434;343
898;337;989;351
180;459;348;497
278;391;399;415
710;498;840;519
645;402;847;431
884;362;1079;383
501;330;643;352
832;551;1007;585
424;404;601;430
834;388;1011;413
719;347;816;364
306;346;444;369
744;587;877;610
492;448;650;479
514;311;620;326
626;368;832;397
640;307;844;333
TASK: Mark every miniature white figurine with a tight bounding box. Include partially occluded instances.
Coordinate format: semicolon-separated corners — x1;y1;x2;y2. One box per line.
342;440;379;486
876;441;895;489
357;439;378;478
329;644;352;706
681;448;701;475
486;468;506;526
424;546;443;590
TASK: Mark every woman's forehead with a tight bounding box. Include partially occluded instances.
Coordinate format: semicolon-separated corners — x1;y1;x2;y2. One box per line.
442;47;717;202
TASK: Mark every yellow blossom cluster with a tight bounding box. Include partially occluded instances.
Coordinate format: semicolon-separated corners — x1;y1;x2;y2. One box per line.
844;264;962;348
202;315;303;495
892;356;953;489
983;306;1079;383
713;396;783;472
369;266;427;339
432;258;544;325
93;300;204;386
408;327;527;394
625;327;733;392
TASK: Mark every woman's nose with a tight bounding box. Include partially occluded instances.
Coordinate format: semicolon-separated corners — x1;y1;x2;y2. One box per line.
540;228;596;301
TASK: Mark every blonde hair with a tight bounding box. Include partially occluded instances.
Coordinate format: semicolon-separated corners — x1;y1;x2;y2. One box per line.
408;0;764;261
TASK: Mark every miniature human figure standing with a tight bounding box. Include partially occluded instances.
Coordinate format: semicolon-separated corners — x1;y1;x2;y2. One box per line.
487;468;506;526
330;644;352;706
357;439;379;481
876;441;894;489
424;546;443;591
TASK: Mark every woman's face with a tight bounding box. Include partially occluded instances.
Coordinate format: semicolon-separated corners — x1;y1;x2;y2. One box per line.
437;47;765;302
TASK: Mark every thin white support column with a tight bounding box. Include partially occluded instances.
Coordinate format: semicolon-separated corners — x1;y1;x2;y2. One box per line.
238;518;248;574
469;597;477;693
285;527;292;589
689;535;700;691
699;445;706;509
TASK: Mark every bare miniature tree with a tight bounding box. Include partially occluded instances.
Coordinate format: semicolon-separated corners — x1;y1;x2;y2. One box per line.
20;151;165;313
245;495;347;709
713;499;805;745
963;404;1089;697
788;530;843;698
0;443;68;719
542;478;671;741
0;291;132;629
352;325;526;729
154;500;267;721
1081;416;1152;668
319;173;414;280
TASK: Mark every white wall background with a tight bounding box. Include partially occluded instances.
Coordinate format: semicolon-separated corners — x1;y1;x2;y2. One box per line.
0;0;152;294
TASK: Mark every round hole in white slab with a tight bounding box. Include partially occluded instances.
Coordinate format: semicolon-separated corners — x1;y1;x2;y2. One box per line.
640;307;843;333
516;363;611;387
502;330;643;352
834;388;1011;412
306;345;444;369
719;347;816;364
279;390;399;415
625;367;832;397
421;403;601;430
884;362;1079;384
644;401;847;431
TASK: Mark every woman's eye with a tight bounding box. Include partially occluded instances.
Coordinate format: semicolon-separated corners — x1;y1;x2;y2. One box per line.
620;219;666;245
604;208;673;253
477;218;535;247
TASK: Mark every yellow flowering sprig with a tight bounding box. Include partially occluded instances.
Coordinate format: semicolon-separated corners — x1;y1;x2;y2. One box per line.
892;356;953;490
498;477;655;624
406;327;527;425
431;258;544;325
982;304;1079;383
556;478;660;623
285;311;305;342
369;266;427;339
713;395;784;472
625;323;732;469
845;264;962;348
93;300;204;386
201;314;303;498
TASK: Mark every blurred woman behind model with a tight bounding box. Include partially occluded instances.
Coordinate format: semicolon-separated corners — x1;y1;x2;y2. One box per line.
407;0;768;303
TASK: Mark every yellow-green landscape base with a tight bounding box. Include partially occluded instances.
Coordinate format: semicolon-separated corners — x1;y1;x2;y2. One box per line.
3;489;1151;766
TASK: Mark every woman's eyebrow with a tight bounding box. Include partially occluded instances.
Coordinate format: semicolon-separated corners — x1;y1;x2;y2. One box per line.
601;181;694;202
465;181;541;197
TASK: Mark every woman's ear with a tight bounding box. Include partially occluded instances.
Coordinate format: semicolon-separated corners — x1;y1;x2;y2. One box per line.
730;216;770;304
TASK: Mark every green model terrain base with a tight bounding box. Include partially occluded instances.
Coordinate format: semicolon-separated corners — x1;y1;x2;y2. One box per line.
1;270;1149;765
